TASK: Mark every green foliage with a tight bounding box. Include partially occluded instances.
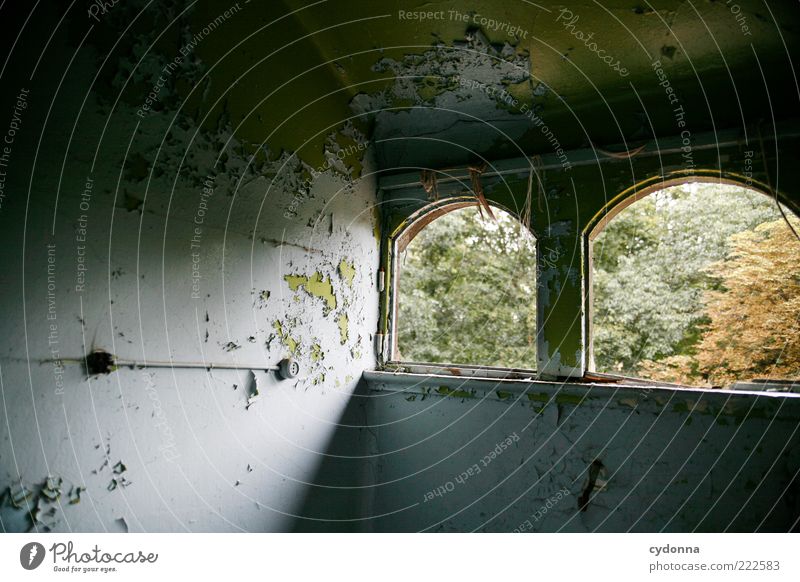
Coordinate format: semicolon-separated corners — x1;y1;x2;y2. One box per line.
593;183;790;383
397;205;537;368
396;183;797;387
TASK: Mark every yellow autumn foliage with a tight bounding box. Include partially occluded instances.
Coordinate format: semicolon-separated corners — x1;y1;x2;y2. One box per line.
639;216;800;387
696;217;800;385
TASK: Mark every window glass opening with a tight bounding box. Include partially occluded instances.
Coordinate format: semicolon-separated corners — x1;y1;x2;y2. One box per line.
593;182;800;391
396;204;537;369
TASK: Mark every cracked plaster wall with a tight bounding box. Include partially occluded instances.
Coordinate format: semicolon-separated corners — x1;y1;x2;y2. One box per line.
1;0;800;533
0;1;380;532
360;376;800;532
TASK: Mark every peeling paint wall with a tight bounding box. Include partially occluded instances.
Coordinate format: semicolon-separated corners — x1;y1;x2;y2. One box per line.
359;374;800;532
0;0;379;532
1;0;799;533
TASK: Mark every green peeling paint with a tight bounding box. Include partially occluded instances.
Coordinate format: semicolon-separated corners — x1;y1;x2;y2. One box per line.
555;393;585;406
525;392;584;406
285;275;306;292
285;272;337;313
527;392;586;412
188;2;371;173
333;133;365;177
273;320;299;355
527;392;551;403
416;75;457;102
337;313;349;345
311;343;323;362
670;399;777;422
338;259;356;288
437;386;474;399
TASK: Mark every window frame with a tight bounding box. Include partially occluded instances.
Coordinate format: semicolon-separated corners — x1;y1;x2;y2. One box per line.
376;130;800;394
384;196;540;376
584;175;799;389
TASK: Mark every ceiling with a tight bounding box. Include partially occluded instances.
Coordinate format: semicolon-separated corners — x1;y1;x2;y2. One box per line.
56;0;800;171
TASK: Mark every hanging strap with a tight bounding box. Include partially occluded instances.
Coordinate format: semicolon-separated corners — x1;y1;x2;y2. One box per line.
420;169;439;202
468;163;495;220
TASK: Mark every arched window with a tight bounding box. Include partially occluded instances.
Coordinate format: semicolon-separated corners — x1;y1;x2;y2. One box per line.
392;202;537;370
591;180;800;390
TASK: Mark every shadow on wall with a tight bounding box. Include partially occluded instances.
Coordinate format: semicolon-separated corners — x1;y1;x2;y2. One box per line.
290;377;377;532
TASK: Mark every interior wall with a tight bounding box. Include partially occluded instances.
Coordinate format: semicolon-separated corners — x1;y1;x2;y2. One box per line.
360;374;800;532
1;0;798;534
0;3;380;532
367;131;800;532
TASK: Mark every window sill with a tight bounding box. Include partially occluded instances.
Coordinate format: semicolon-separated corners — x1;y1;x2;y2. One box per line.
364;369;800;417
380;363;799;395
382;361;539;381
